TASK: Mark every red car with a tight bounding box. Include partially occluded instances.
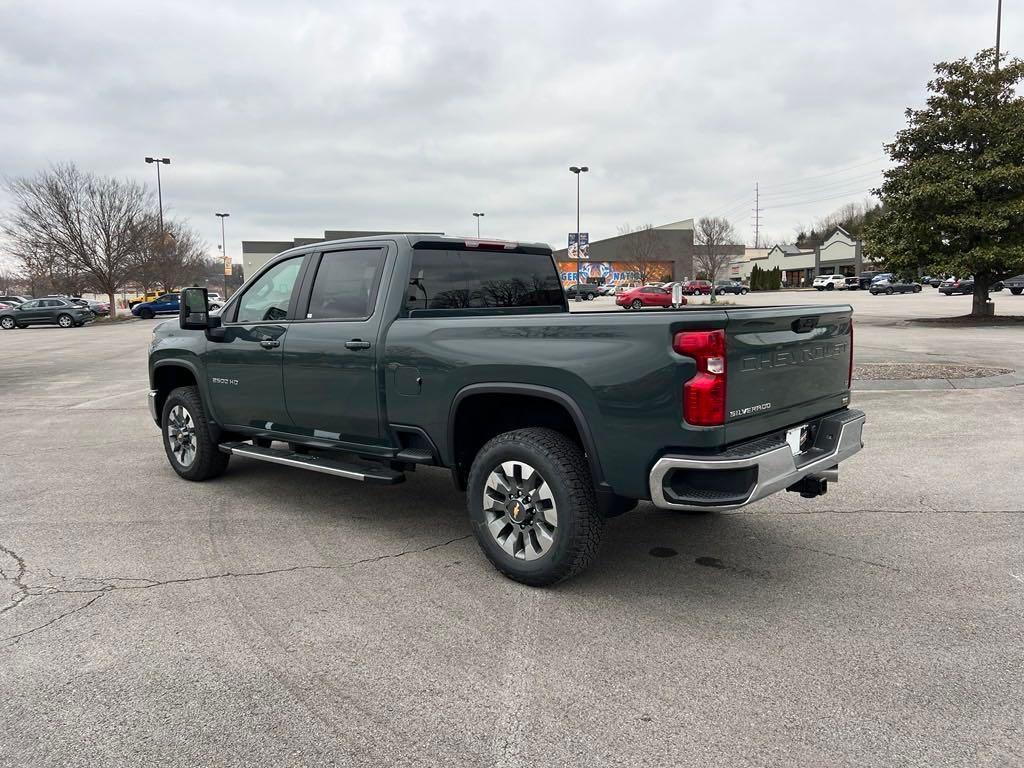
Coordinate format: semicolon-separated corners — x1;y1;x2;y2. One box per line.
682;280;713;295
615;285;685;310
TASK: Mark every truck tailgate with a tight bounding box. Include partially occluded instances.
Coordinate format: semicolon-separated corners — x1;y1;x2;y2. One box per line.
723;305;852;442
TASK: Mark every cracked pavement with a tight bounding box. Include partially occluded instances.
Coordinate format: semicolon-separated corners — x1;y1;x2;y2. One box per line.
1;314;1023;768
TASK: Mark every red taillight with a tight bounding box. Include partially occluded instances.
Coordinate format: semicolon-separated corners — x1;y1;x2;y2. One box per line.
848;320;854;389
673;329;727;426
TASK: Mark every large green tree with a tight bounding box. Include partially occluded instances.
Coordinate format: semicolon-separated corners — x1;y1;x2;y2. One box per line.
866;48;1024;316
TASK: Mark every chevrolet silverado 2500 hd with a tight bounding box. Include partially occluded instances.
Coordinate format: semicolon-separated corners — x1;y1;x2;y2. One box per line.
148;235;864;585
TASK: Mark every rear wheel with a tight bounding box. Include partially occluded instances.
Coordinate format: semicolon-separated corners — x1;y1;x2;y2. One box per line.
161;386;229;481
631;299;643;310
913;285;922;293
140;308;155;319
57;313;74;328
740;288;748;295
467;427;603;586
885;287;894;295
1011;288;1023;295
826;283;835;291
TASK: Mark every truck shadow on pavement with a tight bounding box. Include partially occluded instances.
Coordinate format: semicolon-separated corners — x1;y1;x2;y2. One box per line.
211;458;889;596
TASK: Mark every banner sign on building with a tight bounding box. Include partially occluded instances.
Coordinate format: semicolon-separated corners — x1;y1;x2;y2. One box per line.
557;261;672;288
567;233;589;260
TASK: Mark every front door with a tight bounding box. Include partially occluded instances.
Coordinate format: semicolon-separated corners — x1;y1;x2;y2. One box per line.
14;299;46;324
206;255;306;430
282;246;389;445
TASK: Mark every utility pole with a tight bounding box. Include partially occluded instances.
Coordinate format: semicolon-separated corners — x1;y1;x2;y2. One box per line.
569;166;589;301
752;182;762;249
215;213;230;298
996;0;1003;71
472;212;485;238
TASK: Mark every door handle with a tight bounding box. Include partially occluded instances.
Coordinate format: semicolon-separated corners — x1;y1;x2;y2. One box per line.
345;340;371;350
259;339;280;349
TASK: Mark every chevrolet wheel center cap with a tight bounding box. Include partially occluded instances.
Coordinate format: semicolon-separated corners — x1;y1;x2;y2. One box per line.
507;499;526;522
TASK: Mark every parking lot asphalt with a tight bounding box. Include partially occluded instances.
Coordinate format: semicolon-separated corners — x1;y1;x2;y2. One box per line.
2;298;1023;767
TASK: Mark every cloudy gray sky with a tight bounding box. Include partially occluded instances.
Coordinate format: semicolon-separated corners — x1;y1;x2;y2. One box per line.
0;0;1015;261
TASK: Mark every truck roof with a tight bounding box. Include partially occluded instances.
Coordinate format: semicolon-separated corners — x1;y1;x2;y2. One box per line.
276;233;553;256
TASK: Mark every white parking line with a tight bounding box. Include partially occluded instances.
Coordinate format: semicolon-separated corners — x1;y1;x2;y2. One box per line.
70;388;149;409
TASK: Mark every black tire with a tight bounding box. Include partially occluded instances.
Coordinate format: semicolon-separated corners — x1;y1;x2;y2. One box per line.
56;313;74;328
913;285;922;293
885;287;894;295
161;386;229;481
740;288;748;295
826;283;835;291
467;427;603;586
140;308;155;320
1011;288;1023;295
0;317;15;330
631;299;643;310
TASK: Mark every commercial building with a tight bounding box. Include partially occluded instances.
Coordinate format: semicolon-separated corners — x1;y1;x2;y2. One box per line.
760;227;866;287
551;219;745;288
241;229;442;276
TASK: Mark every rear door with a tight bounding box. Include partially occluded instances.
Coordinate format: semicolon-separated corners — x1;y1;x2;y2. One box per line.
206;254;306;429
282;245;390;444
723;305;852;441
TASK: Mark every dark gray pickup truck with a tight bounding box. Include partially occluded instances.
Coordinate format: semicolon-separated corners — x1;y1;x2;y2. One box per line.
149;235;864;585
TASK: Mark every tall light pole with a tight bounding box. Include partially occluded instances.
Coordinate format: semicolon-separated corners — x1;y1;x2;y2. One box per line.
569;166;589;301
472;212;485;238
996;0;1003;71
144;157;171;234
215;212;230;298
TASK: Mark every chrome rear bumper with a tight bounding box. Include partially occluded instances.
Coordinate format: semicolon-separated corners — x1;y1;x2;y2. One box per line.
649;409;865;511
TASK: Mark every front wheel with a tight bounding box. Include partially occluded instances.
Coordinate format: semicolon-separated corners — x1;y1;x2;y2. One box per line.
914;285;922;293
885;287;894;295
631;299;643;310
1011;288;1023;295
740;288;748;295
161;386;230;481
0;317;15;330
467;427;603;586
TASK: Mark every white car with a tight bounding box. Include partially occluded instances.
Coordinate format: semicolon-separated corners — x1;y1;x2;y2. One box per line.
812;274;847;291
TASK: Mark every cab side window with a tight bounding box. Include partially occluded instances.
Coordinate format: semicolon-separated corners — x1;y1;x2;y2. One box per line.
235;258;303;323
305;249;385;320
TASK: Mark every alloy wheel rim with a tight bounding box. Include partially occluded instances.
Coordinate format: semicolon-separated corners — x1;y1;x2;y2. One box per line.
1;318;13;329
483;460;558;561
167;405;197;467
58;315;72;327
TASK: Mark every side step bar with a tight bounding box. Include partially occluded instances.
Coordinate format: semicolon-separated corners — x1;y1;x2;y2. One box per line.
219;442;405;484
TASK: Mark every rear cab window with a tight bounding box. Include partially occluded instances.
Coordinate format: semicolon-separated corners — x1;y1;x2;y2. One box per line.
405;248;566;315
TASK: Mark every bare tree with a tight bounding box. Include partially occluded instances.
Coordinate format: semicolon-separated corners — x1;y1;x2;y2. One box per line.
694;216;738;282
617;224;669;285
3;163;153;313
132;216;209;292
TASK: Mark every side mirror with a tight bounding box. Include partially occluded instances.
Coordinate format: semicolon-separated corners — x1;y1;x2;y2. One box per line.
179;287;210;330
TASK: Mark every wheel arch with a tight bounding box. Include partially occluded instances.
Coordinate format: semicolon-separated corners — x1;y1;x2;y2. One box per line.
446;383;605;491
151;359;220;440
